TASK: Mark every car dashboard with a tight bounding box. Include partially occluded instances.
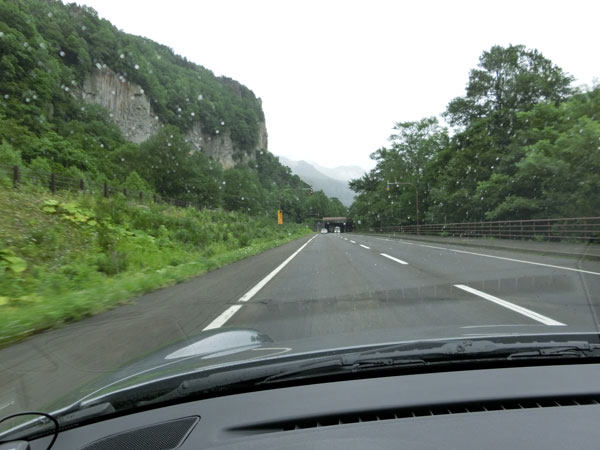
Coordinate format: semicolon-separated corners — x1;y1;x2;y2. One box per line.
24;363;600;450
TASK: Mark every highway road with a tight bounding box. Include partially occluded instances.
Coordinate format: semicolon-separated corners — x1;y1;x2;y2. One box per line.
2;232;600;415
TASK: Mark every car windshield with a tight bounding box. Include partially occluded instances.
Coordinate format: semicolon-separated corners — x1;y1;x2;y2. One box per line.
1;0;599;433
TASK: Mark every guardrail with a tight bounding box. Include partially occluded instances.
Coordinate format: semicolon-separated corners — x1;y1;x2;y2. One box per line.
372;217;600;242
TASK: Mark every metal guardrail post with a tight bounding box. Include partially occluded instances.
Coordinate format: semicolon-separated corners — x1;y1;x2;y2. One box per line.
79;179;85;191
103;182;108;198
50;173;56;193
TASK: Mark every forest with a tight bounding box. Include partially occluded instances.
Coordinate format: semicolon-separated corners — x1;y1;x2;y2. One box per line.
349;45;599;228
0;0;346;221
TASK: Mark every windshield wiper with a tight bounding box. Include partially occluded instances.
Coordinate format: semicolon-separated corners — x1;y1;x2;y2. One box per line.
14;338;599;437
136;340;600;408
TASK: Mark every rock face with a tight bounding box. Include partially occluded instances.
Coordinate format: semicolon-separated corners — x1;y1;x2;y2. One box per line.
79;68;267;168
81;68;160;144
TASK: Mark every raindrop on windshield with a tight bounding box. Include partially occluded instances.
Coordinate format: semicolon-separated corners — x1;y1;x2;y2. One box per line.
197;94;203;100
134;64;139;70
120;53;125;59
47;12;52;17
59;50;65;57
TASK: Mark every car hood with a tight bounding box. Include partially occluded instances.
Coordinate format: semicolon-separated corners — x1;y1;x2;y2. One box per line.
53;325;600;413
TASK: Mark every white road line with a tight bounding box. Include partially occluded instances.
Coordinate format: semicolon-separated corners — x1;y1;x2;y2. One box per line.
350;240;357;244
203;305;244;331
0;401;14;411
360;244;370;249
380;253;408;265
239;235;317;302
396;240;600;276
454;284;565;326
344;238;348;241
203;235;317;330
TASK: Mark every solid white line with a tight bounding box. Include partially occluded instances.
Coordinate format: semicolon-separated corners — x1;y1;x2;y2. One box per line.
238;235;317;302
454;284;565;326
380;253;408;265
360;244;370;249
350;240;357;244
0;401;14;411
396;241;600;276
203;235;317;330
203;305;243;330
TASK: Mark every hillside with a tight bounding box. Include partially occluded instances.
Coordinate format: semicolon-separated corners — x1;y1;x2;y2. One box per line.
279;156;357;206
0;0;345;220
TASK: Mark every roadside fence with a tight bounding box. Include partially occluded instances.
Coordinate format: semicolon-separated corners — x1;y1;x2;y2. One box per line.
373;217;600;243
1;164;199;209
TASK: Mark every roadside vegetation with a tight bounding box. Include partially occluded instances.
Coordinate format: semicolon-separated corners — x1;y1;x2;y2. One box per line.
0;183;311;346
350;45;600;228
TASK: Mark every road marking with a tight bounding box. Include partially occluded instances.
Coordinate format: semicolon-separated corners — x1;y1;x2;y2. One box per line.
360;244;370;249
203;235;317;330
0;401;14;411
454;284;565;326
344;238;348;241
394;240;600;276
350;240;357;244
380;253;408;265
239;235;317;302
203;305;243;331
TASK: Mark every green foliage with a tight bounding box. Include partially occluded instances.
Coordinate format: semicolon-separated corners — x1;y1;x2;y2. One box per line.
350;45;598;228
0;185;312;344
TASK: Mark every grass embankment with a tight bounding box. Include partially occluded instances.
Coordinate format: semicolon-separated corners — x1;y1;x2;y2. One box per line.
0;185;312;346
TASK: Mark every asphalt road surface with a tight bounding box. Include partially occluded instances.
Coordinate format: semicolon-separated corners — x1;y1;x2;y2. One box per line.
2;233;600;415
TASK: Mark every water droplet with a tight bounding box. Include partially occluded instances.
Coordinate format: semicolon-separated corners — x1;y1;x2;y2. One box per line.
25;97;30;103
222;181;226;185
59;50;65;57
95;62;102;70
139;88;144;94
134;64;139;70
0;32;4;37
197;94;203;100
220;121;225;126
216;130;220;134
47;12;52;17
64;86;70;92
81;25;86;31
119;53;125;59
190;112;195;116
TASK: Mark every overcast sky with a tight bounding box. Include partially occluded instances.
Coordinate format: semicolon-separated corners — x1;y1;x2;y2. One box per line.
78;0;598;171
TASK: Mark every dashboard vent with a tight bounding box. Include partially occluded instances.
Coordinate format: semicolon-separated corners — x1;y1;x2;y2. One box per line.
80;416;199;450
232;395;600;433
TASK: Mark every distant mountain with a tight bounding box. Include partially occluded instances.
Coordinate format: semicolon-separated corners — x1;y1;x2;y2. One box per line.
278;157;363;207
307;161;366;183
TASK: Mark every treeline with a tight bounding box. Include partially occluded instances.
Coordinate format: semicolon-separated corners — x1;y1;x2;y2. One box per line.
349;45;599;228
0;0;346;221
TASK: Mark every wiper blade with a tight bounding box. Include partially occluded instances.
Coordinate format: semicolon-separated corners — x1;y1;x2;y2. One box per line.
86;340;600;413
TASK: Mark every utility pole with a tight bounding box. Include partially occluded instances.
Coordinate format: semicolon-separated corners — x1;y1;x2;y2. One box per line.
387;180;419;235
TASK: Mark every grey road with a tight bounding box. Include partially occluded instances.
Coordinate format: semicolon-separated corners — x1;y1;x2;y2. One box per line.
2;233;600;415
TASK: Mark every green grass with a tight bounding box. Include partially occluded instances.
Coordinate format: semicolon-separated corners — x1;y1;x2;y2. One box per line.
0;182;312;346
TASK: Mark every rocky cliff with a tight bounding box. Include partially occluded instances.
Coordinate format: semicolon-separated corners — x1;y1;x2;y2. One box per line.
79;68;267;169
